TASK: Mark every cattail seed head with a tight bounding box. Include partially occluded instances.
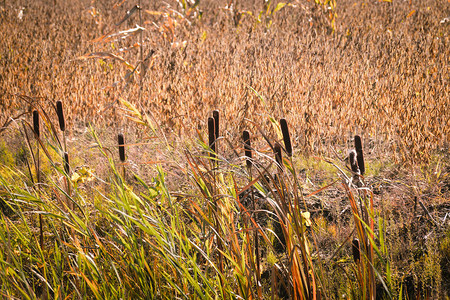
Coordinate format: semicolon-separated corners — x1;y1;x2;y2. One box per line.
213;110;219;141
63;152;70;174
32;110;40;138
354;135;365;175
56;101;65;132
274;142;283;171
118;133;126;162
352;238;360;263
242;130;252;168
207;117;216;154
349;150;359;174
280;118;292;157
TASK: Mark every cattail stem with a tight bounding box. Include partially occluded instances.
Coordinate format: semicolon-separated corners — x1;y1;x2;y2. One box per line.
63;152;73;210
242;130;262;296
33;110;44;250
213;110;219;168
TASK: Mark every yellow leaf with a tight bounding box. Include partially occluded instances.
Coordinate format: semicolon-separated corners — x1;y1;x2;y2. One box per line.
273;3;287;14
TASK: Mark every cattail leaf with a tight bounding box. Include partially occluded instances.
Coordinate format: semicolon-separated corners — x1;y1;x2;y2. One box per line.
354;135;365;175
32;110;40;138
115;5;139;27
242;130;252;168
56;101;65;132
280;118;292;157
118;133;126;162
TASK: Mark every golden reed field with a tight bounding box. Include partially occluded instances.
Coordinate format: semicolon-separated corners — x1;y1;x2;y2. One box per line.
1;0;448;160
0;0;450;299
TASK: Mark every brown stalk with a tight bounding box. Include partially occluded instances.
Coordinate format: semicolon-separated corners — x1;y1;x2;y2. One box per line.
33;110;44;251
242;130;262;297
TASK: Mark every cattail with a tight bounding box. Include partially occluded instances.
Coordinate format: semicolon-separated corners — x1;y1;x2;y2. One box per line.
213;110;219;160
354;135;365;175
352;238;360;263
274;142;283;171
242;130;252;168
349;150;359;174
208;117;216;154
280;118;292;157
213;110;219;141
33;110;40;138
118;133;126;162
56;100;65;132
63;152;70;174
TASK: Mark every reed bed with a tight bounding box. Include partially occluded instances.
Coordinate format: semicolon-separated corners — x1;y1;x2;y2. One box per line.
0;0;449;299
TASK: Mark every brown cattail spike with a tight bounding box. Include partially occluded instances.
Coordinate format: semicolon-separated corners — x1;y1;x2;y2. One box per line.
243;130;252;168
118;133;126;162
280;118;292;157
56;101;65;132
274;142;283;171
352;238;360;263
354;135;365;175
33;110;40;138
207;117;216;155
213;110;219;141
349;150;359;174
63;152;70;174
